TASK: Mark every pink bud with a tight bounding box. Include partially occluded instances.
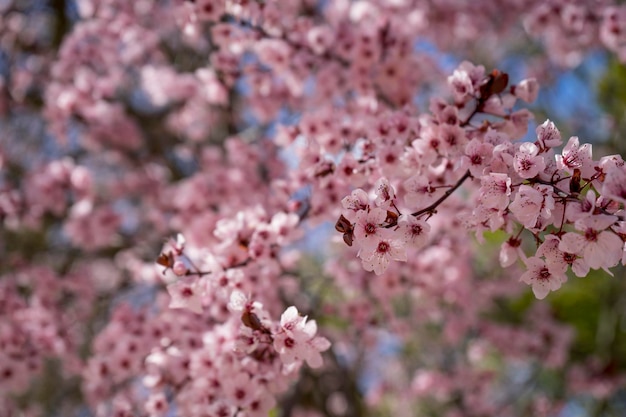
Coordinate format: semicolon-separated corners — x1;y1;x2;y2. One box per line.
172;261;187;276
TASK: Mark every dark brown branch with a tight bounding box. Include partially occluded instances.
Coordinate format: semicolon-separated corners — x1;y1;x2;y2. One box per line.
411;169;472;217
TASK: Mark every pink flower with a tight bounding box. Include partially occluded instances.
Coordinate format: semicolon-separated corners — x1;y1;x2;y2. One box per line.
502;109;533;139
479;173;511;211
374;177;395;208
520;257;567;299
537;234;589;277
195;0;225;21
359;233;407;275
514;142;545;179
499;237;524;267
439;124;467;154
354;207;388;249
223;372;255;407
509;184;554;229
268;212;302;245
457;61;486;87
535;119;562;149
556;136;595;177
559;214;622;271
341;189;369;214
172;260;187;276
448;68;474;102
228;290;271;333
144;392;168;417
273;306;331;369
514;78;539;103
403;175;440;208
307;25;333;55
602;166;626;205
247;393;276;417
397;215;430;248
462;139;494;177
167;277;203;314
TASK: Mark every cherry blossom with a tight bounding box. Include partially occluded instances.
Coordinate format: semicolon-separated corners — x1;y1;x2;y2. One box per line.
353;207;388;249
397;215;430;248
535;119;562;149
559;215;623;271
358;232;407;275
273;307;331;370
514;142;546;179
513;77;539;103
4;1;626;416
520;257;568;300
509;184;554;229
537;234;590;278
500;237;524;268
478;173;512;211
167;277;204;314
602;166;626;204
462;138;495;177
448;68;475;102
556;136;595;177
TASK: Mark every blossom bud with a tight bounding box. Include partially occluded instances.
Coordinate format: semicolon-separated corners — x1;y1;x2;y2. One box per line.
172;261;187;276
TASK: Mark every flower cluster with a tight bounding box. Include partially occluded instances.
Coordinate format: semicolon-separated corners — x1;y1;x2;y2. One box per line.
4;0;626;416
81;290;329;417
336;62;626;299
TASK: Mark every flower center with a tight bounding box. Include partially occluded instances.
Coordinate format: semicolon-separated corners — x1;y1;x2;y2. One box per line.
584;228;598;242
365;223;376;234
284;337;295;348
563;253;576;264
520;158;532;172
377;241;390;254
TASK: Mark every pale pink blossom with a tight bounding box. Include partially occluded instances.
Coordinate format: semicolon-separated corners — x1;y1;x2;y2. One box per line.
144;392;168;417
373;177;395;208
536;119;562;149
499;237;524;267
341;189;369;214
602;166;626;205
439;124;467;155
520;257;567;299
479;173;511;211
514;78;539;103
167;277;203;314
397;215;430;248
537;234;589;277
462;139;494;177
559;215;622;271
307;26;333;55
268;212;302;245
359;233;407;275
556;136;595;177
354;207;388;249
502;109;533;139
403;175;440;208
273;307;331;369
223;372;255;407
172;260;188;276
514;142;545;179
448;69;474;102
509;184;554;229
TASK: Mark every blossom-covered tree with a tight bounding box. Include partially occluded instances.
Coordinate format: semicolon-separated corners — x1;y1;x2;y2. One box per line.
2;1;626;416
